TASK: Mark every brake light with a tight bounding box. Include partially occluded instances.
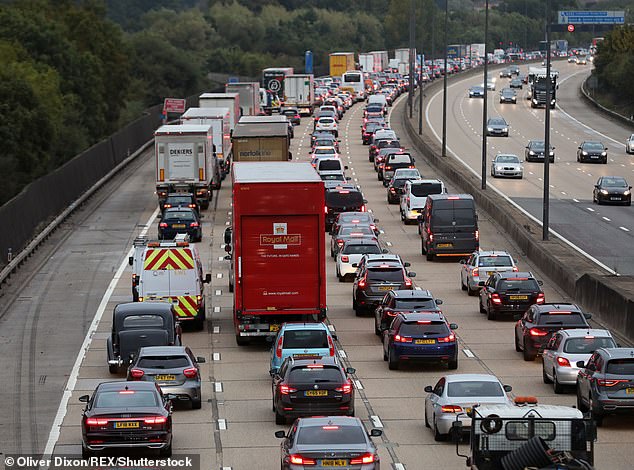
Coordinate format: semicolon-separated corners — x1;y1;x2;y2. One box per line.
350;454;375;464
290;455;316;465
530;328;548;337
129;369;144;379
183;367;198;378
447;196;460;200
512;266;519;272
85;418;108;426
119;390;135;394
473;267;479;277
394;335;412;343
322;425;339;430
389;188;396;192
335;380;353;394
144;416;167;424
275;335;283;358
536;293;545;304
385;165;393;170
163;204;172;208
341;255;349;262
556;357;571;367
360;205;366;212
337;239;344;247
328;335;335;357
159;222;168;228
188;204;196;208
190;222;199;227
358;276;367;288
597;379;628;387
475;230;479;241
441;405;463;413
404;277;412;287
491;293;502;305
279;384;298;395
437;333;456;343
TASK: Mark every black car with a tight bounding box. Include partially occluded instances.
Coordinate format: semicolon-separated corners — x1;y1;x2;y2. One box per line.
374;289;443;335
80;381;173;458
352;259;416;316
514;303;591;361
330;211;379;236
361;121;385;145
281;107;301;126
593;176;632;206
577;140;608;164
158;207;202;242
525;140;555;163
499;88;517;104
576;348;634;426
271;356;356;424
478;271;545;321
386;177;411;204
161;192;200;215
275;416;382;469
325;185;366;232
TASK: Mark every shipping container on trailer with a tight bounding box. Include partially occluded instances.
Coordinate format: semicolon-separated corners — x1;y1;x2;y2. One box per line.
225;82;261;116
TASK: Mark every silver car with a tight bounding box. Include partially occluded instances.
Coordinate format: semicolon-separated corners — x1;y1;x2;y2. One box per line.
541;328;617;394
486;117;509;137
626;134;634;154
491;154;523;178
460;250;517;295
127;346;205;409
424;373;513;441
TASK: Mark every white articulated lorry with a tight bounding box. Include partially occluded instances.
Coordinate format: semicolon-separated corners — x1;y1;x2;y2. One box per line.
283;74;315;115
225;82;260;116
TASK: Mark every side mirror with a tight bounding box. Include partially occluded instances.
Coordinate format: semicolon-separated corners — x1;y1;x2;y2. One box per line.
196;356;206;363
224;255;231;260
275;430;286;438
346;367;356;374
269;368;278;376
436;299;443;305
537;280;544;286
594;185;600;189
503;384;512;392
332;334;338;341
363;199;368;204
382;249;389;253
346;177;352;181
370;429;383;437
424;385;433;393
344;166;349;170
79;395;90;403
584;312;593;320
225;244;232;253
204;274;212;284
403;262;411;267
156;214;162;219
576;360;586;368
373;218;380;223
449;323;458;330
128;256;134;266
407;271;416;278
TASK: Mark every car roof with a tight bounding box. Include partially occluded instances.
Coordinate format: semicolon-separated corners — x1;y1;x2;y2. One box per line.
164;207;196;214
399;312;445;322
363;254;401;262
595;347;634;359
391;289;433;298
476;250;512;257
280;322;330;332
443;373;503;383
114;302;174;315
558;328;613;339
289;356;341;368
138;346;188;356
343;239;379;246
533;302;581;313
96;381;157;392
297;416;364;427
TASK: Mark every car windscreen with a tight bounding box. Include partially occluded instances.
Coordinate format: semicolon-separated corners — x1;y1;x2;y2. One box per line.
342;243;381;255
319;160;341;170
498;279;540;291
431;208;475;227
288;366;342;383
315;148;335;155
398;321;448;336
411;183;442;197
607;359;634;375
479;256;513;267
95;390;158;408
325;191;364;209
388;154;412;164
447;381;504;397
164;211;195;221
367;267;404;282
282;330;329;349
602;177;627;187
122;315;165;329
489;118;506;126
530;141;545;150
584;142;604;151
296;425;366;445
394;298;437;310
538;313;587;326
563;337;616;354
496;155;520;163
137;356;190;369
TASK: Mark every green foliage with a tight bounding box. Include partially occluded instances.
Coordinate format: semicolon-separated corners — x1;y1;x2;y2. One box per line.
593;25;634;108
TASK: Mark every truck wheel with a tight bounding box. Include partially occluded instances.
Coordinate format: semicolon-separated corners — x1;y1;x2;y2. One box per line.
236;334;250;346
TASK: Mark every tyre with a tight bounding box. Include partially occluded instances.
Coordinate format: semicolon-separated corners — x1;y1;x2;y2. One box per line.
374;317;382;336
191;396;202;410
467;284;478;296
523;340;536;361
486;305;497;321
448;358;458;370
426;252;433;261
383;348;387;361
388;348;399;370
553;371;564;394
421;238;426;255
352;298;358;313
275;410;286;425
159;440;172;457
461;276;467;291
576;387;588;412
434;419;447;441
603;158;607;164
81;445;92;459
479;298;486;314
236;334;250;346
424;408;431;428
542;367;552;384
109;363;119;374
515;333;522;352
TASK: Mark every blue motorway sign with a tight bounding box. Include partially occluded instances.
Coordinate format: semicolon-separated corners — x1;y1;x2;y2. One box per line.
558;10;624;25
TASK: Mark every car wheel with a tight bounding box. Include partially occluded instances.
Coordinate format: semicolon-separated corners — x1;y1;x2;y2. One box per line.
378;173;383;181
479;297;486;314
275;410;286;425
388;347;399;370
434;418;447;442
590;396;604;426
109;363;119;374
523;340;536;361
421;238;427;255
352;298;358;313
236;334;250;346
603;158;607;164
191;396;202;410
486;304;497;321
330;248;334;258
383;347;387;361
448;358;458;370
159;439;172;457
553;371;564;394
426;252;434;261
374;318;382;336
81;445;92;459
515;333;522;352
542;366;552;384
460;276;467;291
424;407;431;428
467;283;478;296
576;386;588;412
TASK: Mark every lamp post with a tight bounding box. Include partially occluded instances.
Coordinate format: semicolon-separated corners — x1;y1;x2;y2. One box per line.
442;0;449;157
408;0;415;119
543;0;552;241
481;0;489;189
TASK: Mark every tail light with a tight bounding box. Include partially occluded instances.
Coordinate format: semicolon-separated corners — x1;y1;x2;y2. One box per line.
159;222;168;228
394;334;412;343
385;308;397;317
597;379;628;387
289;455;315;465
441;405;463;413
529;328;548;337
360;205;366;212
475;230;480;242
556;357;571;367
188;204;196;208
279;384;298;395
472;268;479;277
144;416;167;425
404;277;412;287
275;335;284;358
327;335;335;357
536;293;545;304
129;369;144;379
335;380;353;394
86;418;108;426
337;239;344;247
491;293;502;305
341;255;349;262
190;222;199;227
183;367;198;378
389;188;396;193
408;165;415;169
358;276;367;288
163;204;172;208
513;266;519;272
350;453;376;464
385;165;393;170
437;333;456;343
324;206;328;214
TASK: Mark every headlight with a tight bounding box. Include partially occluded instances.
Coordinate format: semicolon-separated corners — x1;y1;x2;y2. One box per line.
502;128;508;132
624;190;631;196
601;151;607;156
487;127;493;132
532;99;538;104
549;151;554;156
529;151;535;155
600;189;608;195
582;151;588;155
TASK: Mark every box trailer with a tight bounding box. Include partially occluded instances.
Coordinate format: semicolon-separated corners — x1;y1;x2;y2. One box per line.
225;82;261;116
232;122;291;162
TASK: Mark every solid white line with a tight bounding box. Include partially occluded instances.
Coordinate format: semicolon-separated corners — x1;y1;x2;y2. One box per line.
213;352;221;361
463;349;475;358
354;379;364;390
44;207;160;456
214;382;223;393
394;464;406;470
620;226;630;232
425;85;616;275
218;419;227;430
338;349;347;359
370;415;384;428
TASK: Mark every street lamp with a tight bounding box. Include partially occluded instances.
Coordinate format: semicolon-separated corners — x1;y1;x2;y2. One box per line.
543;0;552;240
481;0;489;189
442;0;449;157
408;0;415;119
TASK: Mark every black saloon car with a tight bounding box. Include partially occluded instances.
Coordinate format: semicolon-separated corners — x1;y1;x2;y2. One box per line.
593;176;631;206
158;207;202;242
577;140;608;164
478;272;545;321
525;140;555;163
161;192;200;215
80;381;173;457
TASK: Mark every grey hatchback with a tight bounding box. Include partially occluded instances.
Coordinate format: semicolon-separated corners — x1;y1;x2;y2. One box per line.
127;346;205;409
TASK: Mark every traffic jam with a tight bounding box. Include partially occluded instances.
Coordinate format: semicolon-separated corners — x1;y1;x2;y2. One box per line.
62;50;633;470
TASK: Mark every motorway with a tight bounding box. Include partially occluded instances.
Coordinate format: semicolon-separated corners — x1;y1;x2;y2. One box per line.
1;71;633;469
425;61;634;275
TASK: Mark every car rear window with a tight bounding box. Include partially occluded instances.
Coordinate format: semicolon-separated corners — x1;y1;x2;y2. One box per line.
164;210;195;220
315;148;336;155
283;330;329;349
342;243;381;255
165;197;193;206
95;390;158;408
398;321;449;336
321;174;345;181
392;180;408;189
498;279;539;291
315;139;335;147
296;425;366;445
538;312;587;325
606;359;634;375
338;214;371;224
447;381;504;398
326;191;364;209
339;226;373;236
319;160;342;170
288;365;342;383
137;356;190;369
319;118;334;124
122;315;164;329
367;267;404;282
479;256;513;267
411;183;442;197
388;154;412;164
394;298;437;310
563;337;616;354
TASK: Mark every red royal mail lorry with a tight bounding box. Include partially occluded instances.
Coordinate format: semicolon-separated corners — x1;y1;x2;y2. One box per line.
228;161;326;345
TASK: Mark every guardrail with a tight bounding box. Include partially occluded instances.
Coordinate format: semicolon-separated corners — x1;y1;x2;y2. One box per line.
580;75;634;129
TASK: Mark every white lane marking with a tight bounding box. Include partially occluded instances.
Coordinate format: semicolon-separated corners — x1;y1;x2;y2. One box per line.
386;241;393;247
216;273;223;278
213;352;221;361
215;382;223;393
573;198;580;203
328;324;336;332
338;349;347;359
587;208;595;212
425;86;617;275
214;306;221;313
620;227;630;232
463;349;475;358
602;217;611;222
354;379;364;390
215;289;222;296
44;207;160;456
213;325;220;334
561;191;567;195
218;419;227;430
218;256;224;261
394;464;406;470
370;415;384;428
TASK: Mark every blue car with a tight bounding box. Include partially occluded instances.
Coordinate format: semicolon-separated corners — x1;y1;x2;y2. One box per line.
382;312;458;370
269;322;337;375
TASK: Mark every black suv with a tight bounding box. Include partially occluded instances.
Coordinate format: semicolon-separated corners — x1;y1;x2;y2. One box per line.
374;289;443;336
161;192;200;215
577;140;608;164
352;259;416;316
369;138;401;162
271;356;355;424
576;348;634;426
514;303;591;361
324;185;366;232
478;272;544;321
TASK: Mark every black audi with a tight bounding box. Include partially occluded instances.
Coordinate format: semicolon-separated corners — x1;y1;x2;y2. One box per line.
593;176;632;206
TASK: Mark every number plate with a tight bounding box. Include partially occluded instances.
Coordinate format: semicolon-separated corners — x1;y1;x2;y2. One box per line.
269;324;280;332
305;390;328;397
509;295;528;300
114;421;139;429
437;243;452;248
626;388;634;395
415;339;436;344
155;375;176;381
378;286;394;291
610;197;620;201
172;224;186;228
321;460;347;467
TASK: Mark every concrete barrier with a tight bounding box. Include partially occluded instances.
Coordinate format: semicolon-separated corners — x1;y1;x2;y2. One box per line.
400;63;634;344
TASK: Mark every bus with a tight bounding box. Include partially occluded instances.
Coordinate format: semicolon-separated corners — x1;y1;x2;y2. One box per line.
341;70;366;102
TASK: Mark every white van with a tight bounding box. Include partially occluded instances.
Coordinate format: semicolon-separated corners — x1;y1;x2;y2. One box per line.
367;94;387;113
400;179;445;224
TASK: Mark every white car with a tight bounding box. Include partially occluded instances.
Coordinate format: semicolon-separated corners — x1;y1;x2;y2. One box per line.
491;154;523;178
335;239;384;281
315;117;338;137
626;134;634;154
400;179;445;224
459;250;518;296
424;373;513;441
